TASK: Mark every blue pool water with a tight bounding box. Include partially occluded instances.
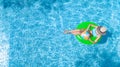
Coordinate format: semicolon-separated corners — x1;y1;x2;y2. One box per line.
1;0;120;67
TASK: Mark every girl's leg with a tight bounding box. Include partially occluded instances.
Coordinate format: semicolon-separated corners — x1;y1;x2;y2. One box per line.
64;30;72;34
64;29;85;35
71;30;84;35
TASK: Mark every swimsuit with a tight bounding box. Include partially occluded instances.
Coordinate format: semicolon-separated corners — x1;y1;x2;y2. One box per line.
92;28;97;37
81;28;98;39
81;31;90;38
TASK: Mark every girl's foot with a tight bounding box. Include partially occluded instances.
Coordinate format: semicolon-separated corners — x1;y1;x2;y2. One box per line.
64;30;71;34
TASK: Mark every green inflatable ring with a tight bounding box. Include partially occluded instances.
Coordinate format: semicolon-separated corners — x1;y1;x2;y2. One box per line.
76;22;101;45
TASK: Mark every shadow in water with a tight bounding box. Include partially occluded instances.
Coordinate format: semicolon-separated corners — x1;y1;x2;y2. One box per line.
98;31;112;44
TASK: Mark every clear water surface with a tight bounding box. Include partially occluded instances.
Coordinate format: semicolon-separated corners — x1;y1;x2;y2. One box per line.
0;0;120;67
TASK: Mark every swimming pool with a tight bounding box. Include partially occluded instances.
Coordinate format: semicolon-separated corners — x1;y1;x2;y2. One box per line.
1;0;120;67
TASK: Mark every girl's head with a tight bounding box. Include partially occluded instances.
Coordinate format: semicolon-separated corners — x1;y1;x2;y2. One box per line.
97;26;107;35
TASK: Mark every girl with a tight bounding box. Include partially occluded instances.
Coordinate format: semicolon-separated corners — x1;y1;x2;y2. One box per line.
64;24;107;44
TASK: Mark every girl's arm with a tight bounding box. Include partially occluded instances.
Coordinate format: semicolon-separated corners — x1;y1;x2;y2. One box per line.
89;39;95;44
89;35;101;44
86;24;98;31
94;35;101;43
